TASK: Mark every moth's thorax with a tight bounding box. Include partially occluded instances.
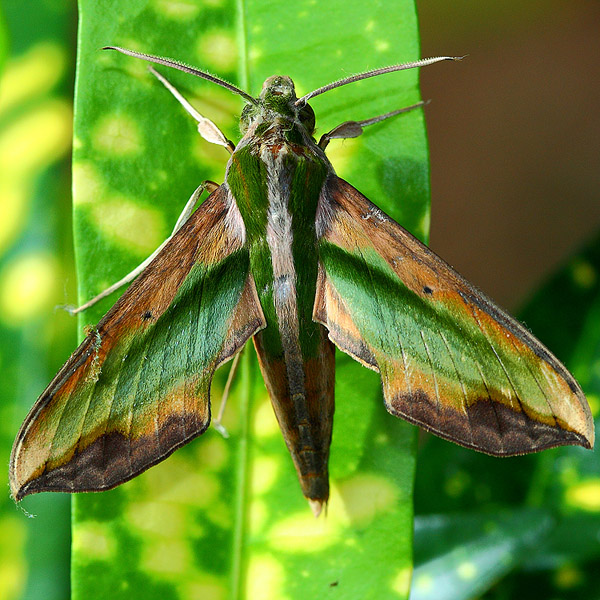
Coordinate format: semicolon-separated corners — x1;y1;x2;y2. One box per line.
226;78;334;506
239;75;316;139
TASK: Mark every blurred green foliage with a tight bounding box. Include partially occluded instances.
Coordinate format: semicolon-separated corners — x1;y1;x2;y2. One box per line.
0;1;76;599
413;232;600;599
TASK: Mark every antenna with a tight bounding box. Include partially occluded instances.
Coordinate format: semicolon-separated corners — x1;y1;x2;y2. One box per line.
295;56;465;106
103;46;258;105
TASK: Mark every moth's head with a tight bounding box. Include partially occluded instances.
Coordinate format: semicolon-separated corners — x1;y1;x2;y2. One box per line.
240;75;315;136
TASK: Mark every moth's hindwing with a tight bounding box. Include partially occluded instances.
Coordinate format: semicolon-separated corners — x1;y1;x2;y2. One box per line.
315;175;594;455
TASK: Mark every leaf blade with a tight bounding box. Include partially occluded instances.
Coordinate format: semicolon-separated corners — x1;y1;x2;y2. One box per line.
72;1;428;598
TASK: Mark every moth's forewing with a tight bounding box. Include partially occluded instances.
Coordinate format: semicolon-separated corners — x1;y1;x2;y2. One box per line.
10;187;265;501
315;175;594;454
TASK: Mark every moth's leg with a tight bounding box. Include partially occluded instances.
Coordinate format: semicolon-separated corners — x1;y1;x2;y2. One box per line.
318;100;427;150
67;66;234;315
67;180;217;315
149;66;236;154
212;350;243;438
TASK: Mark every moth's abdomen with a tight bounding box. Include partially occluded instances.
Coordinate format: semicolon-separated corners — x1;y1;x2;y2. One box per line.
253;327;335;509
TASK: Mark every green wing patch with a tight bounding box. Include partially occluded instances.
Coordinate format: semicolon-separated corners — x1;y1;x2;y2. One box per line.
10;186;265;500
315;176;594;455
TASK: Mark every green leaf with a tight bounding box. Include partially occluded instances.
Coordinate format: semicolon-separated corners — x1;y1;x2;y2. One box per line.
71;1;429;599
411;510;551;600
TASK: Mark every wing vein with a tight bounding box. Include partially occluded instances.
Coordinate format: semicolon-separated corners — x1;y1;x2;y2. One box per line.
467;306;528;416
420;330;440;415
439;331;475;444
475;360;506;454
508;336;559;426
357;244;412;397
48;375;94;490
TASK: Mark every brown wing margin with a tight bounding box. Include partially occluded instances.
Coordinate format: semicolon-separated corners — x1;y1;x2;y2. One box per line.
10;185;265;500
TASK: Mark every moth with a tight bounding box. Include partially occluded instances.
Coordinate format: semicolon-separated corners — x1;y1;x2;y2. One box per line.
10;48;594;517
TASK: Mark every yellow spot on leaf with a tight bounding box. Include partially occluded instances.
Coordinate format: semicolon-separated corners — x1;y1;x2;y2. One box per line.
252;456;280;495
90;197;164;255
152;0;200;19
457;561;477;580
182;575;227;600
246;555;288;600
250;499;268;531
72;522;114;559
143;539;191;575
253;394;280;438
143;454;221;507
196;435;229;470
127;501;185;537
0;560;24;600
554;563;583;589
0;53;71;253
375;40;390;52
178;471;222;508
336;473;399;525
0;42;66;115
205;501;232;529
0;99;72;178
269;511;333;552
365;20;376;32
249;47;263;63
564;479;600;512
391;567;412;595
0;252;59;324
197;31;237;72
93;114;142;156
73;161;104;205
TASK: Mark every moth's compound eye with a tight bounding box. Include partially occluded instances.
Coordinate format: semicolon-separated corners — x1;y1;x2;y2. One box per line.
240;103;254;134
299;103;315;135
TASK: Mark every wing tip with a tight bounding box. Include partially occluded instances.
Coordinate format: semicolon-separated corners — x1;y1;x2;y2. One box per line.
9;474;35;503
9;482;22;502
580;424;595;450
